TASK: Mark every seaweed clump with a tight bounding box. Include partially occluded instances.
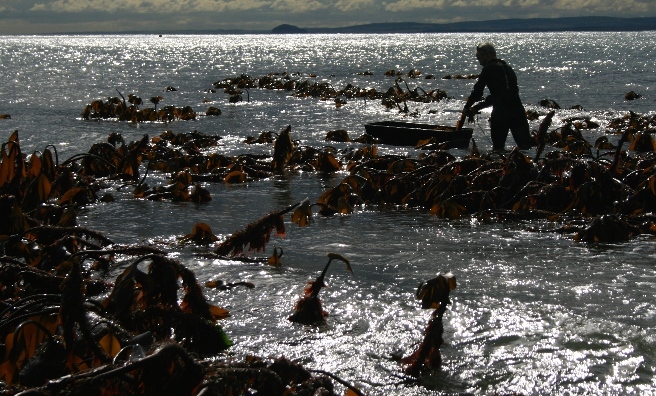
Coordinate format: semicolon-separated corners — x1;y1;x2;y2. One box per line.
0;131;357;395
402;273;457;376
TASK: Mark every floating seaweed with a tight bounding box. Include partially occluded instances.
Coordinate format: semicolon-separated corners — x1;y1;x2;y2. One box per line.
272;125;296;174
401;272;456;376
289;253;352;325
312;116;656;243
81;90;198;123
180;222;219;245
214;202;300;257
5;66;656;394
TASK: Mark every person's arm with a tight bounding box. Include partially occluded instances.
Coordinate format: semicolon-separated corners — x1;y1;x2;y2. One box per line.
474;95;494;111
458;67;491;130
464;69;489;109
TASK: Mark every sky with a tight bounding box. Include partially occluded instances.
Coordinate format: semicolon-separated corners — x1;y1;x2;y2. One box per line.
0;0;654;35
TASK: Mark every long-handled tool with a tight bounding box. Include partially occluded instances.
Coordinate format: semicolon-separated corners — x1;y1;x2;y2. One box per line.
455;110;467;131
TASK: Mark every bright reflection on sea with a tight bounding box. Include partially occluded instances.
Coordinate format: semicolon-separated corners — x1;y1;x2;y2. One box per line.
2;31;656;395
149;206;656;395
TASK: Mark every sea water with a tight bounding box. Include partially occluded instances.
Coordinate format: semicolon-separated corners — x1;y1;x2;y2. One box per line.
1;32;656;395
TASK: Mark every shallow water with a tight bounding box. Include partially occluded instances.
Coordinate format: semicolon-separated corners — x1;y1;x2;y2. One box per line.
2;32;656;395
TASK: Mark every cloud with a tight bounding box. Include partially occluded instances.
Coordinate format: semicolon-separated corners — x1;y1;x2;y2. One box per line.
335;0;375;12
28;0;334;14
552;0;651;12
384;0;446;12
270;0;328;12
31;0;138;13
16;0;656;15
2;0;655;34
29;0;272;13
195;0;270;12
381;0;651;13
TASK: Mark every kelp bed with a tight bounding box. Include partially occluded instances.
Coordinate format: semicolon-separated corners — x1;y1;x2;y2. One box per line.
2;73;656;395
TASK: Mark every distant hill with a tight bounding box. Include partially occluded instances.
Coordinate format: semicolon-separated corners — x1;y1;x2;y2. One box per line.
66;16;656;35
272;17;656;34
271;24;308;34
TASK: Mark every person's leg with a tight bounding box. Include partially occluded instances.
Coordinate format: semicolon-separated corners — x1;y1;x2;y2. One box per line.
489;111;509;151
509;106;534;149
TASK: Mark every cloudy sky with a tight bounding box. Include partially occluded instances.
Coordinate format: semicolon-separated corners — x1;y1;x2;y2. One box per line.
0;0;654;35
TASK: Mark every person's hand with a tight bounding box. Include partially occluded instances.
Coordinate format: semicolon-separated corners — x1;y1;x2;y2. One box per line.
465;107;478;124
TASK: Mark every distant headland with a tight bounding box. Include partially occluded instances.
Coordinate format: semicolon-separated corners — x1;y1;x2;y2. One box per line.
271;24;309;34
269;17;656;34
56;16;656;35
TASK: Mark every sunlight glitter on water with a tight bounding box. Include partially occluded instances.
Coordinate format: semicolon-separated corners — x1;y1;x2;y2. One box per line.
4;31;656;394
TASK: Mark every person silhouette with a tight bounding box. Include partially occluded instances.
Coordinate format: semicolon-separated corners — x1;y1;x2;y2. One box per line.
459;42;534;151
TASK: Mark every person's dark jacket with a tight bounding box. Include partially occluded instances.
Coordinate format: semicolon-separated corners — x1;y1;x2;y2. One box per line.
465;59;522;111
